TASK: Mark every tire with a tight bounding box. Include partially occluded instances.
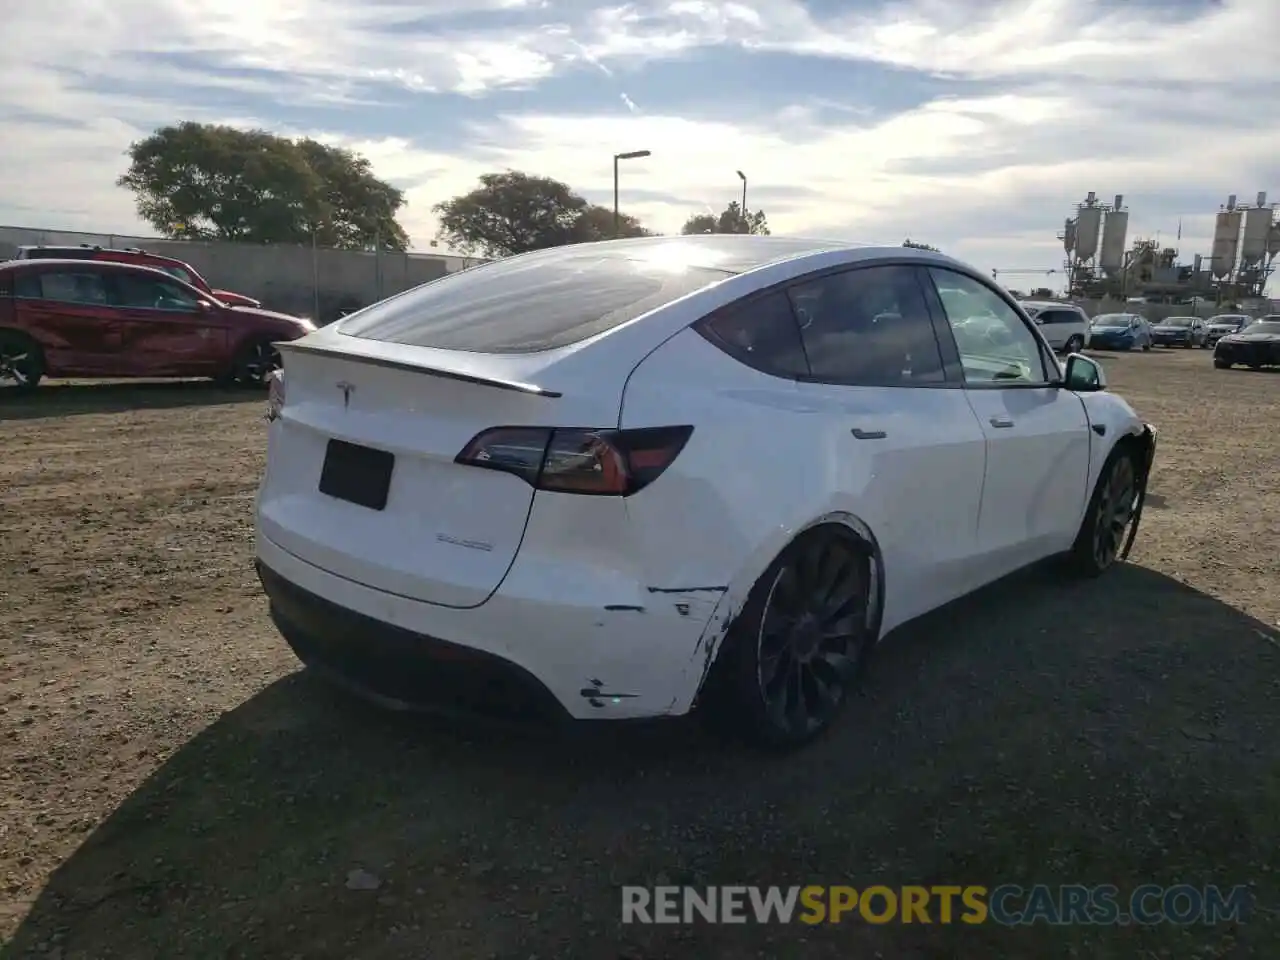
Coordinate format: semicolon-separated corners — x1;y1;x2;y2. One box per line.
1214;359;1231;369
701;526;880;750
1065;335;1084;353
0;330;45;394
225;338;281;387
1141;342;1151;352
1069;444;1141;577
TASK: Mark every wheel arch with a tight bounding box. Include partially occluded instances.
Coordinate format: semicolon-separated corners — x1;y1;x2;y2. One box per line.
684;510;887;714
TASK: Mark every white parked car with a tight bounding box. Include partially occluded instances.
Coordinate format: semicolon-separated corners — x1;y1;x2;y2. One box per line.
1018;300;1089;354
255;237;1157;749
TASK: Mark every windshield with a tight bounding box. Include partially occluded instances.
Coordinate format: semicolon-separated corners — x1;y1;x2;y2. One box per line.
1093;314;1132;328
1242;321;1280;335
1162;317;1192;327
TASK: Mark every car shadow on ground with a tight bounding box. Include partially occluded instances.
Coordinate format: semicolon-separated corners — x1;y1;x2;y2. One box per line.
9;565;1279;959
0;380;263;420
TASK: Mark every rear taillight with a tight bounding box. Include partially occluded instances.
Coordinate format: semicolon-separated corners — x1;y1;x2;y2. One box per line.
455;426;693;496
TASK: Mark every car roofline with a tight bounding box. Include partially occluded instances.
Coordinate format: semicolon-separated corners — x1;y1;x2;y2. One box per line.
0;258;207;285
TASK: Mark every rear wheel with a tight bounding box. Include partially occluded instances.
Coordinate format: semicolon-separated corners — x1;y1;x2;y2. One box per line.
703;526;879;750
0;331;45;394
1070;445;1140;577
1214;359;1231;369
1065;334;1084;353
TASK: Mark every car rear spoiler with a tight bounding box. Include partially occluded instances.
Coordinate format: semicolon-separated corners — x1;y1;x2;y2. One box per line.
274;340;562;398
1120;423;1158;561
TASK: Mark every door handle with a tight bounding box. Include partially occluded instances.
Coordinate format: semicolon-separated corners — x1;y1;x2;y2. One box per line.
851;428;887;440
989;417;1015;428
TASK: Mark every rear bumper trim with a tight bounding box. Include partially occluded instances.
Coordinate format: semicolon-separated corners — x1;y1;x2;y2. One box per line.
257;560;572;725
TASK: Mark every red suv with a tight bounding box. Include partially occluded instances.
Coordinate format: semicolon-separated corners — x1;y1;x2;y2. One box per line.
0;259;313;392
13;244;262;308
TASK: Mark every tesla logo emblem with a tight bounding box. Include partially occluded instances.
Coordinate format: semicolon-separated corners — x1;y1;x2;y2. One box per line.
337;382;355;408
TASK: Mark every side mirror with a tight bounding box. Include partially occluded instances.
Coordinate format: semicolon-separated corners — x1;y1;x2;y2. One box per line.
1064;353;1106;392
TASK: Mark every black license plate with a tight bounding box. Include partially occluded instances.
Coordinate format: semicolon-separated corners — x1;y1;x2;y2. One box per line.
319;439;394;510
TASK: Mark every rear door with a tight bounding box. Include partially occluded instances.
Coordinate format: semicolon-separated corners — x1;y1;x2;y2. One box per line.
923;267;1091;574
1033;308;1070;348
104;270;228;376
785;263;989;624
11;267;123;375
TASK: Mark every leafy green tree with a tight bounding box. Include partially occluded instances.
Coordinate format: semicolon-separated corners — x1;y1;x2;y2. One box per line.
117;122;408;250
680;201;769;236
433;171;651;257
902;239;939;251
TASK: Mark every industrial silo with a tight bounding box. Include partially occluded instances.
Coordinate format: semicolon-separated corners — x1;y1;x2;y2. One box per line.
1075;192;1102;261
1099;194;1128;277
1210;196;1243;280
1239;192;1273;271
1062;217;1076;255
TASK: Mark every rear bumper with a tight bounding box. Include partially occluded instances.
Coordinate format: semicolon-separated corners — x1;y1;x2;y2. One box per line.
259;560;571;724
255;533;722;722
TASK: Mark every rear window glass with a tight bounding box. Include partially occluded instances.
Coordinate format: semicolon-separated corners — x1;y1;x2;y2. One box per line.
339;253;730;353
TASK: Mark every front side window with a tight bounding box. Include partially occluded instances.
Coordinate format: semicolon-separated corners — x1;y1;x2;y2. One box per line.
927;268;1049;385
786;265;945;385
110;273;200;310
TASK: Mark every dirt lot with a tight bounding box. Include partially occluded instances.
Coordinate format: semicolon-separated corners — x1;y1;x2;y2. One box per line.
2;352;1278;959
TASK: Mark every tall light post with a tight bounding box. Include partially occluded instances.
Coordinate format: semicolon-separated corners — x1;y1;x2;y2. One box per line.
613;150;651;238
736;169;747;232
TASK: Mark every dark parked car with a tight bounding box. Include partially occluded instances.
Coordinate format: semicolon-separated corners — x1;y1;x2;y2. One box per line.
1150;316;1207;348
1213;317;1280;370
0;259;312;392
1205;314;1251;346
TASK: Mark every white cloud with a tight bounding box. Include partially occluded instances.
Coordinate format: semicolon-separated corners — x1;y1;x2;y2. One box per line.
1;0;1277;287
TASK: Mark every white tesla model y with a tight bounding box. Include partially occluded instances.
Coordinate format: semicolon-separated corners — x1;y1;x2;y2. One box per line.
255;236;1157;749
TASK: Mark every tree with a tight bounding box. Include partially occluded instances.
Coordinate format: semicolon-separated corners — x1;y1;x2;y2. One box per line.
117;122;408;250
902;239;939;251
570;204;651;244
433;171;650;258
680;201;769;236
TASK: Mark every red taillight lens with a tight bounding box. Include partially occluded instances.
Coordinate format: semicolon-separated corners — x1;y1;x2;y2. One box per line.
455;425;693;496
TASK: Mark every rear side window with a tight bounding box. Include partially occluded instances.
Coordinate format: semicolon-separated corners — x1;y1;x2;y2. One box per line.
1038;309;1073;324
340;253;728;354
18;270;109;304
698;291;809;378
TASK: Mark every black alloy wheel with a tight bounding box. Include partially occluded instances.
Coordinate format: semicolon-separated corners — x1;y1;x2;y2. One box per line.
708;526;878;749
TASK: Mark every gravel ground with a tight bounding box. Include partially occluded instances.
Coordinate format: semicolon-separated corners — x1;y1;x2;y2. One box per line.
2;352;1279;959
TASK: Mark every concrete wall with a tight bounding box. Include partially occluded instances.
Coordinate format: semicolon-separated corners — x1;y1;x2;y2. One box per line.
0;225;485;324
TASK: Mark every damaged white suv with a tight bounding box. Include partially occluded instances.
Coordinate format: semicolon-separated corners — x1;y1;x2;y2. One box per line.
255;236;1156;749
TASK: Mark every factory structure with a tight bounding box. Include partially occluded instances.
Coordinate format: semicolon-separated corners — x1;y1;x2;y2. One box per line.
1058;191;1279;305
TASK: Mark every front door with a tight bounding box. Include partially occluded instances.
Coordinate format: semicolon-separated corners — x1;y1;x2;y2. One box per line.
12;268;122;375
924;267;1092;575
103;271;228;377
787;263;988;631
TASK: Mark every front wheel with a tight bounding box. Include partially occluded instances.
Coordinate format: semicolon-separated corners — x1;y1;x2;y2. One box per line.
703;527;878;750
1070;446;1140;577
1214;358;1231;369
0;331;45;394
1141;342;1151;351
226;339;281;387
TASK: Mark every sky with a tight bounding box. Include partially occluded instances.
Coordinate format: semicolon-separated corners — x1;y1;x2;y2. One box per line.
1;0;1278;285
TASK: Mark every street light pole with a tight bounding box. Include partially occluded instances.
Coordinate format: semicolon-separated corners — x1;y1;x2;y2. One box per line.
613;150;652;238
736;170;747;232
